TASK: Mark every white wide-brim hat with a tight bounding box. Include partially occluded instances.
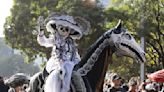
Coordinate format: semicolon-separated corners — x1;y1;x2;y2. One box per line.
44;13;91;39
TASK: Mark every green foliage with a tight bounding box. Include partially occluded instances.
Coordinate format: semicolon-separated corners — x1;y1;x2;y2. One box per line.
106;0;164;77
4;0;106;62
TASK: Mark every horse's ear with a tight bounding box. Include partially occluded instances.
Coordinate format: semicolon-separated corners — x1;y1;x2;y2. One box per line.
115;19;122;29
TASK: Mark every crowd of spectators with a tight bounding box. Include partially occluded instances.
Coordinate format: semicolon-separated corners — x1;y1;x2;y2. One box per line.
103;72;164;92
1;71;164;92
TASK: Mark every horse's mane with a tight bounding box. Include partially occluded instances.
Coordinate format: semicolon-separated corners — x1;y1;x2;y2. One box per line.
73;30;114;91
74;35;107;70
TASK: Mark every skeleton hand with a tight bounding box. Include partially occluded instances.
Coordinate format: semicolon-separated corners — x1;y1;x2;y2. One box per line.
37;16;45;34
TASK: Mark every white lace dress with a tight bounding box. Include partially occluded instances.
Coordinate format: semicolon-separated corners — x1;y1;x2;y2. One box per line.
37;32;80;92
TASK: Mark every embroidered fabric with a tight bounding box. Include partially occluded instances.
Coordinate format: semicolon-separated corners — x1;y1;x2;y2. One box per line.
37;29;80;92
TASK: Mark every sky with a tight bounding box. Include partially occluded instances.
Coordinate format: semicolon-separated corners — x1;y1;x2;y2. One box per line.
102;0;110;7
0;0;13;37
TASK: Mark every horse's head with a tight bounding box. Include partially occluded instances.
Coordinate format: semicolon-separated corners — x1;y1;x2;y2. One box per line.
104;20;146;63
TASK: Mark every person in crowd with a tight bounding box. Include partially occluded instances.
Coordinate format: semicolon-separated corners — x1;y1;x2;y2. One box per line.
103;72;111;91
138;78;158;92
103;77;111;91
161;83;164;92
121;78;129;91
0;76;9;92
138;82;146;92
5;73;30;92
159;82;164;91
107;73;126;92
145;82;159;92
127;77;138;92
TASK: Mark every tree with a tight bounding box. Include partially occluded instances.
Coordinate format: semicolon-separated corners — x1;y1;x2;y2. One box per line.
4;0;106;63
105;0;164;74
4;0;163;79
123;0;164;69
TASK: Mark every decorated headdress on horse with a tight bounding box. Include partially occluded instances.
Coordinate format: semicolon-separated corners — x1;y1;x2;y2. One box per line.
38;12;91;39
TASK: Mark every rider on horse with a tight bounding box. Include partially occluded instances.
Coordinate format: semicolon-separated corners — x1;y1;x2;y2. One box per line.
37;13;90;92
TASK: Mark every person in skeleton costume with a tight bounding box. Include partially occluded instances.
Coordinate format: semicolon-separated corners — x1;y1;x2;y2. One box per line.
37;13;90;92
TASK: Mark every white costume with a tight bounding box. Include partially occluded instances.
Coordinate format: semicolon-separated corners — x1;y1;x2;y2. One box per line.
36;14;90;92
37;32;80;92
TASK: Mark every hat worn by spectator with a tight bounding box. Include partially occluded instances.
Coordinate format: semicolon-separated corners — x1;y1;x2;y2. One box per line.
5;73;30;88
111;74;121;80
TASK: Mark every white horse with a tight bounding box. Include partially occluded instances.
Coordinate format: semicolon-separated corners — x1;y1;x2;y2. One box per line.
28;20;146;92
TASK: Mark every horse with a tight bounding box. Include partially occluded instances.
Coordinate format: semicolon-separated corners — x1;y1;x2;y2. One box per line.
27;20;146;92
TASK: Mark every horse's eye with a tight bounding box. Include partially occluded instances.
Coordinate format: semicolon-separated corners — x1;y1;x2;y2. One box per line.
124;34;131;40
113;29;121;34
